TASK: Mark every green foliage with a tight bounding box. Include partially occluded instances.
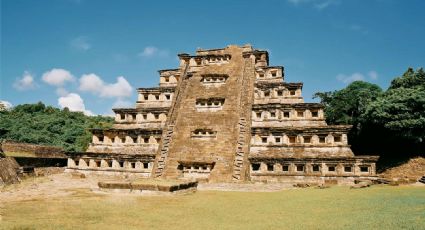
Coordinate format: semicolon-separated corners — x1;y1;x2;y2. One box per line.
313;81;383;130
364;68;425;142
315;68;425;155
0;102;113;152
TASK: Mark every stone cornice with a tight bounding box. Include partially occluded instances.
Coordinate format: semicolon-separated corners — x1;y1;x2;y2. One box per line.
252;103;324;110
255;82;303;90
251;125;353;135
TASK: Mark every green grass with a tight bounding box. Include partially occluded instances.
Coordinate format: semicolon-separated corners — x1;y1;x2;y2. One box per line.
1;186;424;230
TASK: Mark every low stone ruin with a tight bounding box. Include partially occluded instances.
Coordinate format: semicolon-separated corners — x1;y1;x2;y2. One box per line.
0;144;20;186
98;179;198;193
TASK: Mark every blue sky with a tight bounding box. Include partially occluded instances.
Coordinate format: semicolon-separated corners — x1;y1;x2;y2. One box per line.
1;0;424;115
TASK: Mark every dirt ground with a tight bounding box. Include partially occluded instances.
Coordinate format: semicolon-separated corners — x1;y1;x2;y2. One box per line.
0;173;100;204
1;168;423;207
0;173;295;205
379;157;425;181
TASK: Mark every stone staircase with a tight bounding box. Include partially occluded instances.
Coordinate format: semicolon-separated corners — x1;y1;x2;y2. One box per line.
419;175;425;184
153;64;190;178
154;124;174;177
233;118;247;180
232;54;255;181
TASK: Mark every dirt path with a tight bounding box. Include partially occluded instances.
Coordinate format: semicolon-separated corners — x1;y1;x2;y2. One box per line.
0;173;100;204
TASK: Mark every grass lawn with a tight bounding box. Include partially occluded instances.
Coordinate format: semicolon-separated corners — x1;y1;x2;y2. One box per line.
1;185;424;230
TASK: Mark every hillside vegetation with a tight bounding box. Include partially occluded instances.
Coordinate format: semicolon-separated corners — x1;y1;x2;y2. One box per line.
0;102;113;152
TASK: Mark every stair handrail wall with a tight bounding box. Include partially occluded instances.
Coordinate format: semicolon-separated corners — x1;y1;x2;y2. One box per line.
153;62;190;177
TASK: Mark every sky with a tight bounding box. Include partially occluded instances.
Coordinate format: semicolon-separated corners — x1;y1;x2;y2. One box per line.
1;0;425;115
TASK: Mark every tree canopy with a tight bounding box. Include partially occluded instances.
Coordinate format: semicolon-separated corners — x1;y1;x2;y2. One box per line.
313;81;383;131
0;102;113;152
363;68;425;142
315;68;425;156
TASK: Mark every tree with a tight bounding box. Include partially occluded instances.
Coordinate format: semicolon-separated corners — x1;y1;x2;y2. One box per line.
0;102;113;152
313;81;383;129
364;68;425;143
314;68;424;156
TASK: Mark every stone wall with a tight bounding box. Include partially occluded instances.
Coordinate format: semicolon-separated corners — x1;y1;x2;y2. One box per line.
2;141;66;158
248;156;378;184
14;157;67;168
0;157;20;186
66;152;155;177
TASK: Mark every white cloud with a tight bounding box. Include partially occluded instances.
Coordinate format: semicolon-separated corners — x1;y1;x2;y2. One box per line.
101;77;132;98
138;46;169;58
0;100;13;110
42;68;75;86
368;71;378;80
58;93;93;116
287;0;338;10
79;73;104;92
336;73;365;84
13;71;37;91
70;36;91;51
79;74;133;98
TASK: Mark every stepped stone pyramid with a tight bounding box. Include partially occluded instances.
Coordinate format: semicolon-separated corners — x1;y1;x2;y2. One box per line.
66;45;378;184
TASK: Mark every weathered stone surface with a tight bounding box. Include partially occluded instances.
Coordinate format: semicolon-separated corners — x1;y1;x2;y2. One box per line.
0;157;20;185
97;179;198;192
67;45;379;185
2;140;66;158
350;182;370;189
